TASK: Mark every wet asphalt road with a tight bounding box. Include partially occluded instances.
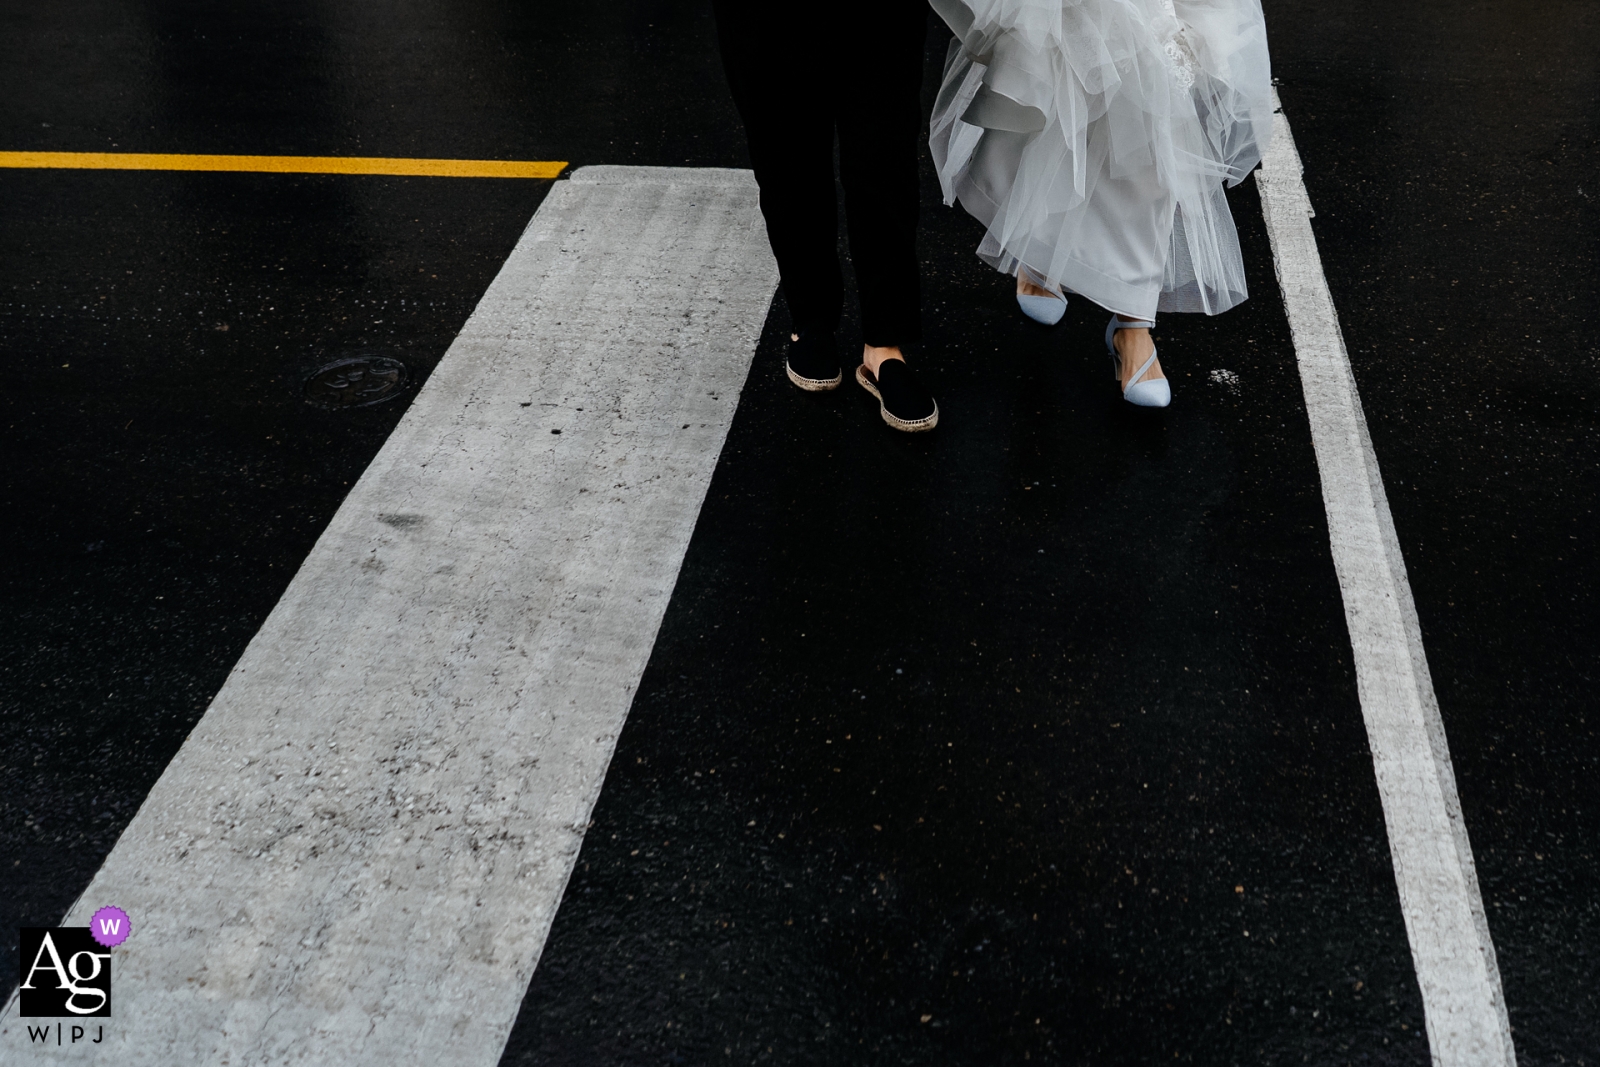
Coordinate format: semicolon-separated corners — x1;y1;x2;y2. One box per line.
1;1;1596;1064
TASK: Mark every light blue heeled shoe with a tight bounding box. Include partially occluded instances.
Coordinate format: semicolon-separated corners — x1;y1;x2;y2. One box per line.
1105;316;1171;408
1016;269;1067;326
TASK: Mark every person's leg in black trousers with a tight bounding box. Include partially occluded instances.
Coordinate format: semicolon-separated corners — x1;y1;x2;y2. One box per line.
710;3;842;342
839;0;926;351
711;1;938;429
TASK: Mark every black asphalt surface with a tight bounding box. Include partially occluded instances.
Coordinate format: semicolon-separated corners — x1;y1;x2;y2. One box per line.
2;1;1595;1065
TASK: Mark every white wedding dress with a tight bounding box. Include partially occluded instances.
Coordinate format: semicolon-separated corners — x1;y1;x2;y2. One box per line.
929;0;1273;320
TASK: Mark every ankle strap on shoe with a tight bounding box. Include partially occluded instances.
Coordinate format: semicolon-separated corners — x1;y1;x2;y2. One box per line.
1111;317;1155;330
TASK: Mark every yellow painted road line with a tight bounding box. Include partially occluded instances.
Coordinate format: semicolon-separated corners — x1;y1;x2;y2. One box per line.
0;152;567;178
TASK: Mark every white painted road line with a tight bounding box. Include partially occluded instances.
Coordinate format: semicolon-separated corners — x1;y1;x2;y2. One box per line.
0;165;777;1066
1257;92;1517;1067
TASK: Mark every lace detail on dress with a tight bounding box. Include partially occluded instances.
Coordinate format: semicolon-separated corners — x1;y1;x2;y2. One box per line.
1158;2;1199;91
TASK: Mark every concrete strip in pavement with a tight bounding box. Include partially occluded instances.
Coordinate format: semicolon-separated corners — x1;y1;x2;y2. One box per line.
1257;92;1517;1067
0;165;777;1065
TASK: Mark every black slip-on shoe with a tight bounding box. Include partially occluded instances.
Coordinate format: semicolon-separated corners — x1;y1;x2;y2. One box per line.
786;331;842;391
855;359;938;432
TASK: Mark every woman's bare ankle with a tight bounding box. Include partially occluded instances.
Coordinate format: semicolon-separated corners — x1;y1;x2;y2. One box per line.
1112;327;1162;386
1017;273;1055;299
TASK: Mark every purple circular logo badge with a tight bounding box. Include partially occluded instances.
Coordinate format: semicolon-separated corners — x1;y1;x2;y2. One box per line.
90;906;131;948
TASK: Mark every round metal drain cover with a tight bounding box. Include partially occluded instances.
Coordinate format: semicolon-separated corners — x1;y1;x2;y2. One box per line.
304;356;409;409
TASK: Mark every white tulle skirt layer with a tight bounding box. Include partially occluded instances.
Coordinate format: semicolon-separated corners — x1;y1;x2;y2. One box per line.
929;0;1273;319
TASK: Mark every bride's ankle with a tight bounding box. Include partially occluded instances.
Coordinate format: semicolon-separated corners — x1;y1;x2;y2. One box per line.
1113;327;1157;372
1016;273;1054;298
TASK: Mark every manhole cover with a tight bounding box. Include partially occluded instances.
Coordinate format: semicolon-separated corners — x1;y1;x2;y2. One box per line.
304;356;409;409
